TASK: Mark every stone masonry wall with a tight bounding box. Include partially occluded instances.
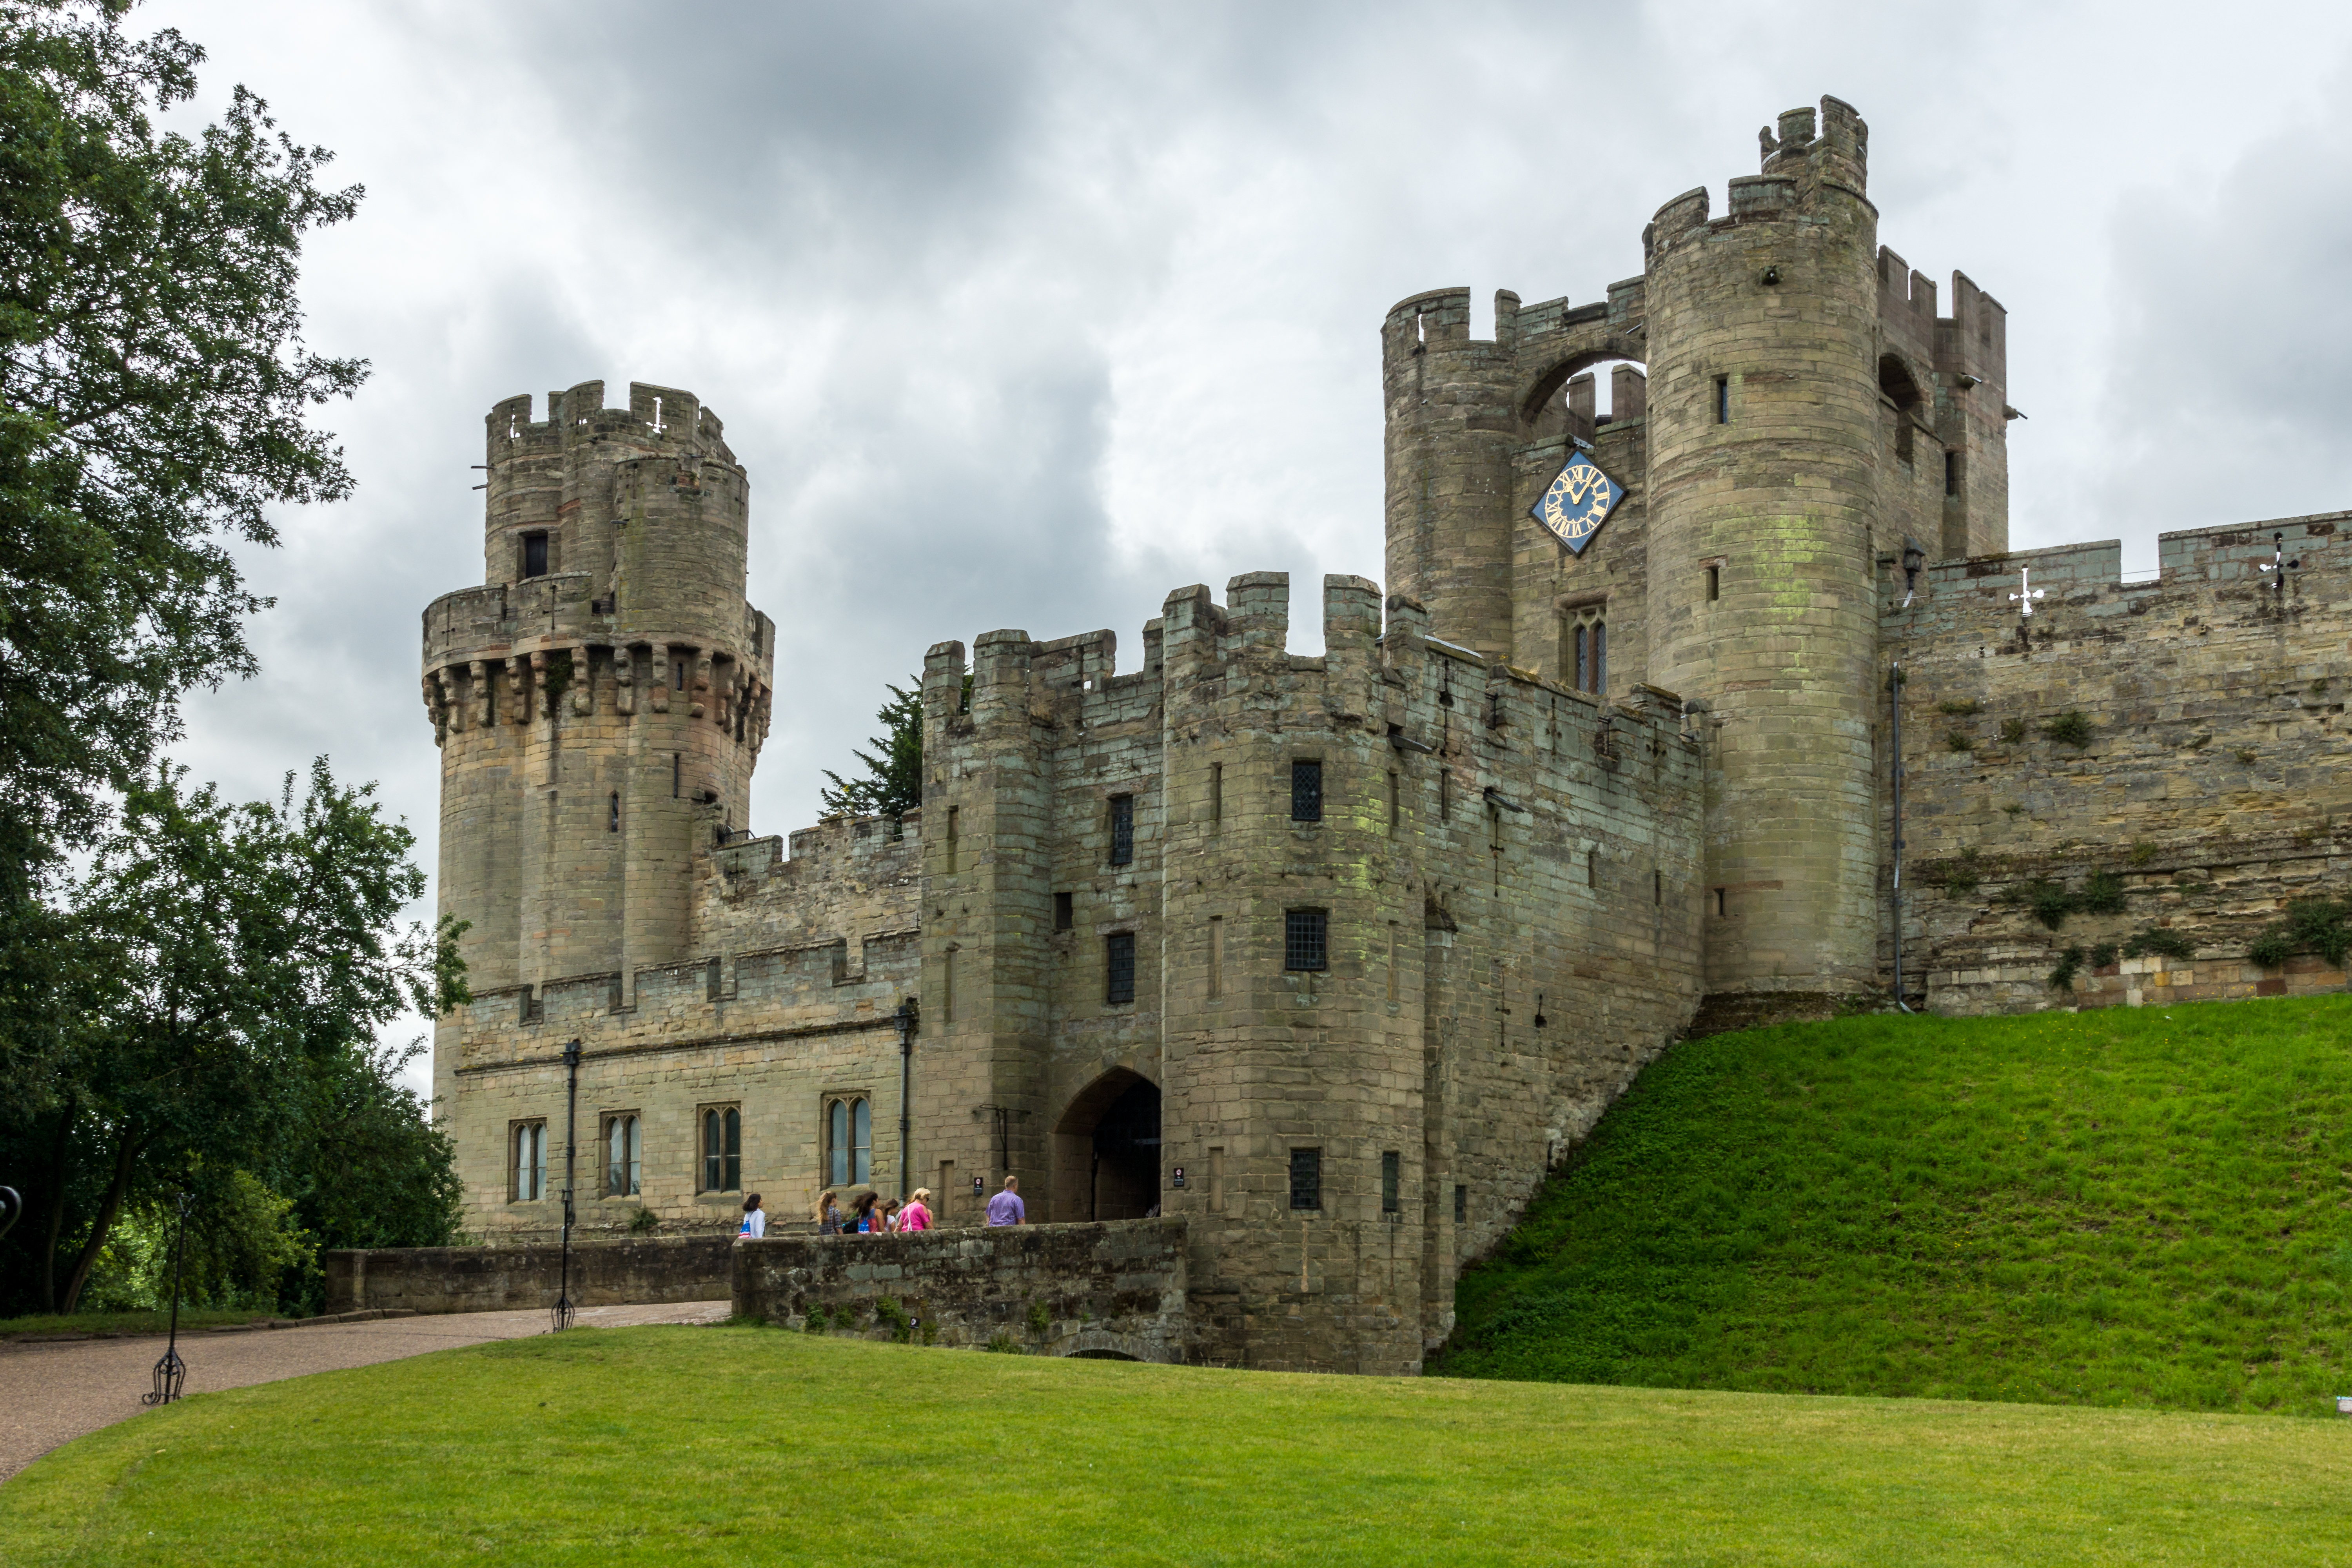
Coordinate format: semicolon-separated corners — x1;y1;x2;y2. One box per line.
733;1218;1192;1364
1881;514;2352;1013
447;815;922;1242
325;1236;734;1316
918;572;1703;1375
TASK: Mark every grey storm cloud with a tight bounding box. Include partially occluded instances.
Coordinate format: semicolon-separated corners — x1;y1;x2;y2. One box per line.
138;0;2352;1087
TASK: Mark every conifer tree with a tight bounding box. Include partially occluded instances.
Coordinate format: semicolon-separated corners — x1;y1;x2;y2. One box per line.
820;677;924;822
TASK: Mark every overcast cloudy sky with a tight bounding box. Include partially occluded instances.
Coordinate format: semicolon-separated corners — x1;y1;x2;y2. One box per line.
143;0;2352;1086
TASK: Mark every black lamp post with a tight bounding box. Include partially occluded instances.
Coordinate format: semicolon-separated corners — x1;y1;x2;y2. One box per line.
142;1191;191;1406
893;997;918;1198
553;1037;582;1332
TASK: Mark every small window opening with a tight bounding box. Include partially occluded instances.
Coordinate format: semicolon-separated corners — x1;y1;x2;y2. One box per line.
1054;891;1074;931
1105;931;1137;1005
673;661;687;691
1210;762;1223;827
608;791;620;833
1586;846;1599;887
1454;1184;1467;1223
671;754;681;799
1706;565;1720;602
701;1106;741;1193
826;1096;872;1186
1381;1151;1401;1214
1573;621;1608;695
1285;909;1328;973
1289;1148;1322;1211
1109;794;1134;866
1291;760;1323;822
1714;377;1730;424
1654;869;1664;904
604;1114;641;1197
1945;450;1960;497
1208;916;1223;998
522;531;549;579
1387;770;1400;830
1714;887;1727;917
513;1122;547;1202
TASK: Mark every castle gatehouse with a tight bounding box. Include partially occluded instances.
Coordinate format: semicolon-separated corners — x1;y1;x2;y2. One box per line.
421;97;2351;1373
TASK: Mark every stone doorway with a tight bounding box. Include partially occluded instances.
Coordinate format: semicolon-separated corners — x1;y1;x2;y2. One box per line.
1050;1068;1161;1222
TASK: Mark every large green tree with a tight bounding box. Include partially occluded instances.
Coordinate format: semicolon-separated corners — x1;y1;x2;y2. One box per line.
0;0;364;1116
29;760;464;1314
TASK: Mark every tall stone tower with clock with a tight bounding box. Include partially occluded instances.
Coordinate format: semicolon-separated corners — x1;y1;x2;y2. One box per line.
1384;93;2011;1004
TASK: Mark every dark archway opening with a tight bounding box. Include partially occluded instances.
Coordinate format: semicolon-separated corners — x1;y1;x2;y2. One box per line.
1087;1076;1161;1221
1067;1348;1143;1361
1049;1067;1163;1221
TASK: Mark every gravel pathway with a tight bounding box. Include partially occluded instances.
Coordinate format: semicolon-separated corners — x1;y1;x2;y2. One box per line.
0;1299;730;1483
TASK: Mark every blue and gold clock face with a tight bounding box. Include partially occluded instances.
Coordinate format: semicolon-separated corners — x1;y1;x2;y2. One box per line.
1532;450;1624;556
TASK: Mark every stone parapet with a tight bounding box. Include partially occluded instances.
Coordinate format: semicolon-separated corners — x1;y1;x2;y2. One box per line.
324;1236;735;1316
732;1218;1192;1363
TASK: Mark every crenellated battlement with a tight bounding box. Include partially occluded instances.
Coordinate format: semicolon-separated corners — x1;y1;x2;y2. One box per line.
1644;96;1871;266
482;380;733;469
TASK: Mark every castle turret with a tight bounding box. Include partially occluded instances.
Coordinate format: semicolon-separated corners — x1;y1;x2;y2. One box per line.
1642;98;1886;995
421;380;775;1077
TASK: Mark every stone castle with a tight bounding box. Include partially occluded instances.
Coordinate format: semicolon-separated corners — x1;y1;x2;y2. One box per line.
421;97;2350;1373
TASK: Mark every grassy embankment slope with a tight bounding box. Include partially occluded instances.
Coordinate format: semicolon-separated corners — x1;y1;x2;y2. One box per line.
1446;994;2352;1413
7;1326;2352;1566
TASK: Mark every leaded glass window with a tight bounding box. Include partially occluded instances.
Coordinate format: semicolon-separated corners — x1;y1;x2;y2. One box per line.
1291;760;1322;822
1285;909;1328;972
1105;931;1136;1005
1289;1147;1321;1211
1109;794;1134;866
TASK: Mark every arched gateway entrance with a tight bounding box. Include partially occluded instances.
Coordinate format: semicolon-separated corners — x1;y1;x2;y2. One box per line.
1049;1068;1161;1222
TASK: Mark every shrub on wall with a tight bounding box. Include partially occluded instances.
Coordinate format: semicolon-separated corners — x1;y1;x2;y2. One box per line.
2247;897;2351;969
2122;929;2196;961
2041;711;2094;748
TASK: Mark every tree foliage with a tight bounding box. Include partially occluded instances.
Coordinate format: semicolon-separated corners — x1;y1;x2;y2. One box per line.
820;677;924;822
0;0;365;1115
11;760;465;1315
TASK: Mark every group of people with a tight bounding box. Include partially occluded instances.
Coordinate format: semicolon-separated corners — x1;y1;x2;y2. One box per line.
733;1175;1031;1238
813;1185;935;1235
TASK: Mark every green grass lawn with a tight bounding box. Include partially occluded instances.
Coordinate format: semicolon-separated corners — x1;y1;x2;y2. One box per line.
1447;994;2352;1414
7;1325;2352;1566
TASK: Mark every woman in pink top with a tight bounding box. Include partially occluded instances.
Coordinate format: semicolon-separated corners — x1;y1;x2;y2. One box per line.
898;1187;934;1232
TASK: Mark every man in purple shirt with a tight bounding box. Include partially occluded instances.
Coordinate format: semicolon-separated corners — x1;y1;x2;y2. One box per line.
985;1175;1026;1227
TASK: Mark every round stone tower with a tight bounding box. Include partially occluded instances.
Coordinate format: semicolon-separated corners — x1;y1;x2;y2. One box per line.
1380;288;1520;661
421;379;774;1036
1642;97;1884;995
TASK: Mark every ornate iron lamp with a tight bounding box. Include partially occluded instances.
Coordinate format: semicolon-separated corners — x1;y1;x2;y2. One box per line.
142;1191;192;1406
